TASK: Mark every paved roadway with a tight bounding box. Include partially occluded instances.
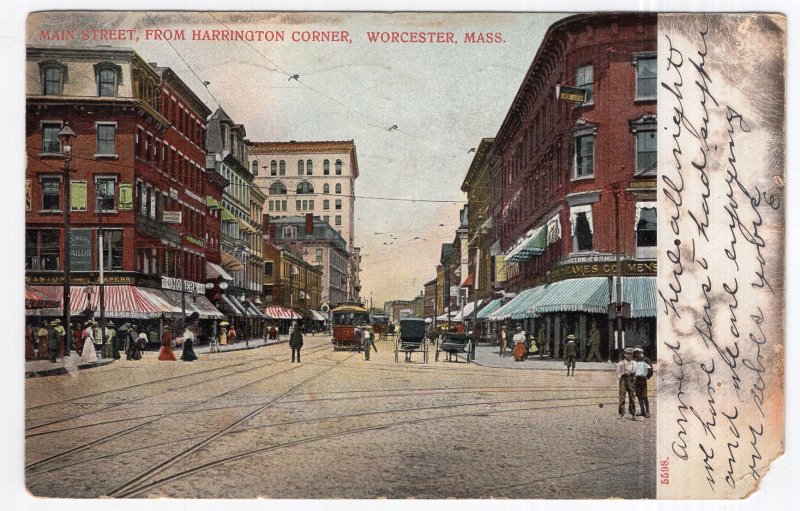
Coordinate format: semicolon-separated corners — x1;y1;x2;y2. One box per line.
25;334;655;499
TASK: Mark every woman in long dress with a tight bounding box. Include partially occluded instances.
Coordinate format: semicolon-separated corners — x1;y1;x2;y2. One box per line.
25;324;36;361
81;326;98;363
125;326;142;360
180;338;198;362
37;322;49;360
158;326;177;361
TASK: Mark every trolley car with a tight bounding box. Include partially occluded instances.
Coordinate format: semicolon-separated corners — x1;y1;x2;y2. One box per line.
331;302;371;350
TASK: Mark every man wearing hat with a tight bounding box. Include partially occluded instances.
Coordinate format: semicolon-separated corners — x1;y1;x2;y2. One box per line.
585;321;602;362
47;319;61;363
633;347;654;418
105;321;118;359
563;334;578;376
616;347;637;419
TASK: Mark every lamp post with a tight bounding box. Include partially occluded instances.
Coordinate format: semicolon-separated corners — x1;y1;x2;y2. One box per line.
59;123;76;357
289;264;299;309
97;188;108;352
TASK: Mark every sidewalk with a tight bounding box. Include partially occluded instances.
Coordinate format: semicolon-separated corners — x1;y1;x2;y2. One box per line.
458;343;617;371
24;335;294;377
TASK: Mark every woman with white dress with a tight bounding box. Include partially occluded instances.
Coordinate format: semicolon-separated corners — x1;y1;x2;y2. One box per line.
81;324;98;363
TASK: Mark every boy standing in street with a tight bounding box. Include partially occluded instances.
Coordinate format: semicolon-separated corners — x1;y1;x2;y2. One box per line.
633;347;654;418
616;347;637;420
564;334;577;376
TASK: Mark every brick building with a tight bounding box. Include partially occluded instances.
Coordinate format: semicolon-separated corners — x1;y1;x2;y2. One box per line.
486;14;657;359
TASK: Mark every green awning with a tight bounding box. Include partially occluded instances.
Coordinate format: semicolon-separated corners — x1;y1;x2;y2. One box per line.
221;208;237;222
477;298;503;319
507;225;546;263
206;196;222;209
488;287;545;320
531;277;610;315
612;276;656;318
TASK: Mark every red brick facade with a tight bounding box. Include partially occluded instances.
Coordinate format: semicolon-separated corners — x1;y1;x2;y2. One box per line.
490;14;657;292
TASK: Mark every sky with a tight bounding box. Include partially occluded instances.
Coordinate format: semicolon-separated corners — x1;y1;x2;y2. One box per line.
26;11;568;306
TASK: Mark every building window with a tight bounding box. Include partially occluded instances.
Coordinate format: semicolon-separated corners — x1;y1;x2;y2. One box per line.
95;63;121;97
335;183;342;194
309;200;314;210
636;130;657;175
296;181;314;194
570;207;593;252
25;229;60;270
335;159;343;175
279;160;286;175
283;226;297;238
323;159;330;175
335;215;342;226
636;56;657;99
282;200;287;211
323;183;330;194
40;178;61;211
41;122;62;154
252;160;259;175
101;229;124;270
40;61;66;95
306;159;313;175
335;199;342;210
323;199;330;210
271;160;277;176
323;215;330;224
316;248;323;262
264;261;273;276
575;64;593;103
268;200;274;211
95;177;116;212
298;160;304;175
574;133;594;178
296;199;301;211
636;204;657;258
96;123;116;155
269;181;287;195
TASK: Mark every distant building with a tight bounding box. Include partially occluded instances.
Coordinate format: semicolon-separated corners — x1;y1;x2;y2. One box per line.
461;138;494;303
423;278;437;319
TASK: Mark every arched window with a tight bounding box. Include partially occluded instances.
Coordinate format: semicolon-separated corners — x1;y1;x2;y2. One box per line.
270;160;277;176
296;181;314;194
335;183;342;194
335;159;343;175
40;60;67;95
323;183;330;194
251;160;259;175
298;160;304;175
279;160;286;175
306;159;313;175
269;181;287;195
323;159;330;175
94;62;122;97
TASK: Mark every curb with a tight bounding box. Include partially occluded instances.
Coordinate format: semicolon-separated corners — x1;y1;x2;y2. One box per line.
25;358;115;378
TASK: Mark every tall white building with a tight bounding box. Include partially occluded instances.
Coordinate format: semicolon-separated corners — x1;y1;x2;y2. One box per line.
249;141;361;302
248;141;358;252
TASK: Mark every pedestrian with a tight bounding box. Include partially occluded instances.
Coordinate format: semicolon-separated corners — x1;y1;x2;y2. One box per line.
354;325;362;352
289;323;303;363
47;319;61;363
158;325;177;361
55;320;67;359
228;324;237;345
269;324;278;340
71;322;81;356
564;334;578;376
512;326;527;362
80;321;94;355
616;347;637;420
137;327;149;357
528;335;539;358
499;326;508;357
105;321;119;359
81;326;98;363
585;321;602;362
125;325;142;361
37;321;49;360
25;324;36;361
363;325;377;361
180;336;198;362
219;322;228;346
633;347;654;418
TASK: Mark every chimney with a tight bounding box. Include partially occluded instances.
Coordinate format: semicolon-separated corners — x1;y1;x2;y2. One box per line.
305;213;314;237
269;223;277;240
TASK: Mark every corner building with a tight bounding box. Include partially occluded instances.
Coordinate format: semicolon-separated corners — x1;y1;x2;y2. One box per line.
487;14;657;359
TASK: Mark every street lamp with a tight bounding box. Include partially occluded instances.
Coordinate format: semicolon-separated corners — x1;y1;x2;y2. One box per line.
59;123;76;357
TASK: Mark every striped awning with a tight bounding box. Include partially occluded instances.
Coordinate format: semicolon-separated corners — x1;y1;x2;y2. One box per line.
206;261;234;281
264;306;302;320
310;310;326;321
220;251;245;272
529;277;611;316
228;295;255;317
156;289;225;320
28;285;162;319
506;225;546;263
477;298;504;319
612;276;656;318
244;299;266;318
221;208;237;222
220;294;246;316
453;301;479;321
488;287;548;320
25;286;59;309
239;218;258;234
140;288;183;315
206;195;222;209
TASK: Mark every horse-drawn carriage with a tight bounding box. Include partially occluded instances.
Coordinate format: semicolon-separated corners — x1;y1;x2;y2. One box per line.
331;303;371;350
436;332;473;362
394;317;429;363
371;314;389;340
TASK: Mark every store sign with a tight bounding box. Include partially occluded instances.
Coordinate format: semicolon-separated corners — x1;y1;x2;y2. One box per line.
69;229;92;271
118;184;133;210
163;211;182;224
547;260;657;282
170;188;179;200
162;275;203;294
71;181;87;211
495;255;507;282
556;84;588;102
185;234;205;247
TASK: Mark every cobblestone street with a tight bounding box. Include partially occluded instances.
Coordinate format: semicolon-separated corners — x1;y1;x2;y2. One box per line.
25;334;655;499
